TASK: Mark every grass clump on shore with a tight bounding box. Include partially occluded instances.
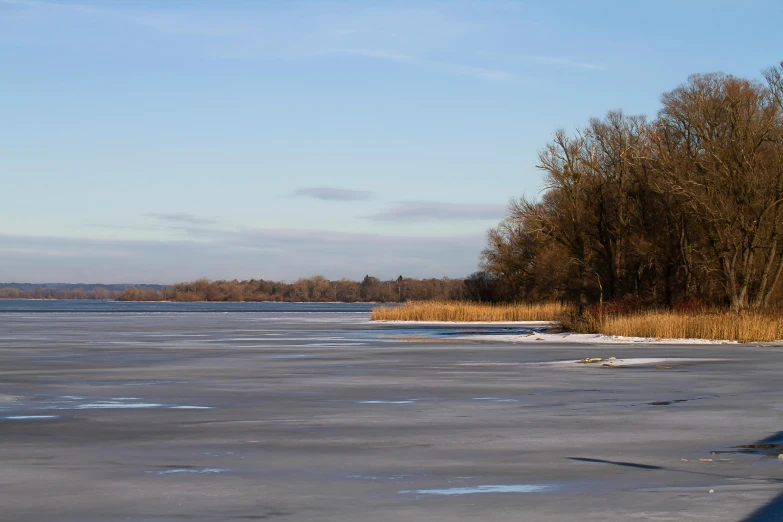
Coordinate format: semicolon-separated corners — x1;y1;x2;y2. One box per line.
371;301;570;322
564;309;783;343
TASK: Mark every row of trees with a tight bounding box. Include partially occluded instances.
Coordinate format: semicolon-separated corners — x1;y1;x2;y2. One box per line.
0;277;468;303
114;276;467;302
0;277;466;302
480;62;783;311
0;287;123;300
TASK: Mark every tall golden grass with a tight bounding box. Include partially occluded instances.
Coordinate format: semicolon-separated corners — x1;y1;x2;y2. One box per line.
371;301;571;322
373;301;783;342
566;310;783;342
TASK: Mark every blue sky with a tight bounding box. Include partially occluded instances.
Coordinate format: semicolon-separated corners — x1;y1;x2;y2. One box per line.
2;0;781;283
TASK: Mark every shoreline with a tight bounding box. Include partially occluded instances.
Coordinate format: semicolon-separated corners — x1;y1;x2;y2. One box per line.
0;298;391;304
375;320;741;345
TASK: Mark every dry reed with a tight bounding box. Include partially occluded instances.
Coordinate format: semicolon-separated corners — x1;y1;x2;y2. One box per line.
371;301;570;322
572;310;783;342
375;301;783;342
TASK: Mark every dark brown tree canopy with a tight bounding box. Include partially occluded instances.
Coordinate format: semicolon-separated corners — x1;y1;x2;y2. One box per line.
481;62;783;310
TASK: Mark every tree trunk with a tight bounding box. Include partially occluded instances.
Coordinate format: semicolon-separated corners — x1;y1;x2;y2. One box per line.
577;260;587;316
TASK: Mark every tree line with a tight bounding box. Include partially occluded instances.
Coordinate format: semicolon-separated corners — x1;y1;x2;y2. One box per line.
0;283;164;300
477;61;783;312
115;276;468;302
0;286;123;300
1;276;467;302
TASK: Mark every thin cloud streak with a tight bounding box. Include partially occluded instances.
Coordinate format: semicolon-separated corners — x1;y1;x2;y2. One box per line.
0;1;518;82
0;0;97;13
0;230;484;283
292;187;374;202
147;213;220;225
525;55;608;71
324;48;515;81
368;201;507;222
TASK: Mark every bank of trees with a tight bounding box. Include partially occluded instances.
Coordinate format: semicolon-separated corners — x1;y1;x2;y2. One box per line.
480;62;783;311
0;276;467;302
0;286;122;300
114;276;467;302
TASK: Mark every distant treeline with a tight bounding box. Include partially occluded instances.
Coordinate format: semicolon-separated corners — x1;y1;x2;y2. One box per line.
0;284;162;300
115;276;467;302
476;61;783;312
0;276;469;303
0;283;164;292
0;277;468;302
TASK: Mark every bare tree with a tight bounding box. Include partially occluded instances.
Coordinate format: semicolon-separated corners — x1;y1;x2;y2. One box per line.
653;73;783;309
510;129;593;313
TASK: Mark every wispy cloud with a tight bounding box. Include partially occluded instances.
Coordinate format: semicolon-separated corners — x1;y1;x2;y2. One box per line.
368;201;507;222
524;56;608;71
292;187;374;202
0;230;484;283
324;48;515;81
147;213;219;226
0;0;520;81
0;0;114;17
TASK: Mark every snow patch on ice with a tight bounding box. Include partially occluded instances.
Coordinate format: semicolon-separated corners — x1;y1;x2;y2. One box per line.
356;400;416;404
3;415;60;420
456;331;737;345
148;468;231;475
542;357;722;367
76;402;163;409
400;484;554;495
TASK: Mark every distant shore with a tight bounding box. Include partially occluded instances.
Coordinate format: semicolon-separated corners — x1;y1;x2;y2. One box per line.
0;298;390;304
1;276;467;303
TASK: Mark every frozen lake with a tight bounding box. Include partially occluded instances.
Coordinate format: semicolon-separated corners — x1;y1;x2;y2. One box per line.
0;301;781;521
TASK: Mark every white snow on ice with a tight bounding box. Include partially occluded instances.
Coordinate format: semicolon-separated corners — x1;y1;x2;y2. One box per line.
455;329;737;345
